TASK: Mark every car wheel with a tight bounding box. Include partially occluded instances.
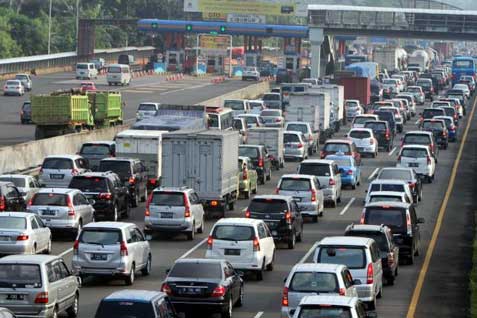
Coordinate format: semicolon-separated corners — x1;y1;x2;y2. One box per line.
330;199;337;208
198;216;204;233
125;264;135;285
296;226;303;242
221;296;233;318
66;294;79;318
367;297;376;310
337;196;341;203
124;201;131;218
377;283;383;299
419;188;423;201
141;255;152;276
352;184;356;190
44;238;52;254
186;223;195;240
51;307;58;318
408;251;415;265
266;169;271;181
288;231;296;249
311;215;318;223
31;244;37;255
266;254;274;271
260;176;265;185
387;275;395;286
235;286;244;307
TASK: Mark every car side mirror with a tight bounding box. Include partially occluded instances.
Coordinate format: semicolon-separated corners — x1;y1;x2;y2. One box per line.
88;199;96;206
417;217;425;224
353;279;362;285
75;275;82;288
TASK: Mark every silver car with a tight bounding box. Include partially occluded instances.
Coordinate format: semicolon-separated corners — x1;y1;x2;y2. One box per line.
3;80;24;96
72;222;151;285
0;255;80;318
136;102;159;121
39;155;89;188
0;212;51;255
260;109;284;127
0;174;40;201
28;188;95;237
14;74;32;91
284;131;308;161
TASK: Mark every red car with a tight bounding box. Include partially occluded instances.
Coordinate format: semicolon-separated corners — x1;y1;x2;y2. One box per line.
80;82;96;92
320;139;361;165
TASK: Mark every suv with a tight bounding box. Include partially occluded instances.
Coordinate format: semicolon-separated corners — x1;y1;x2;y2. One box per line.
361;202;424;264
345;224;400;286
373;110;397;137
0;181;26;212
144;187;205;240
239;145;272;184
69;172;130;221
419;108;445;127
28;188;95;236
416;78;434;100
313;236;383;309
0;174;40;201
376;168;423;203
397;145;437;183
99;158;148;208
246;195;304;249
421;119;448;149
0;255;81;318
283;131;308;161
14;74;32;91
39;155;89;188
206;218;275;280
20;101;32;124
79;141;116;171
292;296;376;318
72;222;152;285
352;115;378;129
242;66;260;81
136;102;159;121
298;159;342;208
285;121;319;155
364;120;393;152
95;290;177;318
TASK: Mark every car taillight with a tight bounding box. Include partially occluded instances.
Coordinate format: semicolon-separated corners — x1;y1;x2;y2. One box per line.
71;168;79;176
34;292;49;304
161;283;172;295
427;155;431;165
66;195;75;216
258;158;264;167
207;235;213;249
347;169;353;175
73;240;79;255
243;168;248;180
285;211;292;223
407;213;412;235
120;241;128;256
360;210;365;224
145;192;153;217
245;209;251;218
148;178;158;187
253;236;261;251
128;177;136;184
99;193;112;200
16;234;29;241
184;194;191;218
320;151;325;158
212;285;227;298
297;143;304;149
366;263;374;284
408;182;416;189
311;189;317;202
388;252;395;266
282;287;289;306
339;288;346;296
27;196;34;207
329;179;336;186
385;130;390;140
0;195;5;211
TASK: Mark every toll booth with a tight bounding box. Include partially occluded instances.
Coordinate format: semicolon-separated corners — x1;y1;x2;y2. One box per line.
284;55;300;73
244;52;262;67
206;55;225;74
166;50;184;72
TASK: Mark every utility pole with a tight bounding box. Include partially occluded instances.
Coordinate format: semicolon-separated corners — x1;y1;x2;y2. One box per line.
47;0;52;55
76;0;80;53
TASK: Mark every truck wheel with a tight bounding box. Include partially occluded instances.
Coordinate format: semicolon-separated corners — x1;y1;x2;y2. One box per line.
228;199;234;211
252;185;257;194
287;232;296;249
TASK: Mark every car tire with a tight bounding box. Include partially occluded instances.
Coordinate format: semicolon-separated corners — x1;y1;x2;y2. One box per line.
66;294;79;318
260;176;265;185
44;238;52;254
311;215;318;223
256;266;264;281
198;216;204;233
235;286;244;307
296;226;303;242
377;284;383;299
337;196;341;203
124;201;131;218
288;232;296;249
330;199;337;208
387;275;395;286
221;296;233;318
266;254;274;271
266;169;271;181
141;255;152;276
351;184;356;190
228;199;235;211
186;223;195;241
125;264;135;286
367;297;376;310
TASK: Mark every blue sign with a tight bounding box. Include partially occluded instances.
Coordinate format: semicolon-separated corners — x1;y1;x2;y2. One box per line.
154;62;166;73
196;62;207;74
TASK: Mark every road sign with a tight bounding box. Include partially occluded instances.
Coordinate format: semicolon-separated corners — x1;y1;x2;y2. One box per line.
184;0;295;16
199;34;230;55
202;12;227;21
227;13;266;24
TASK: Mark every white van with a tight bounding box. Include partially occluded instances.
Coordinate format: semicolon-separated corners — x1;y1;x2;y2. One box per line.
76;62;98;80
107;64;131;86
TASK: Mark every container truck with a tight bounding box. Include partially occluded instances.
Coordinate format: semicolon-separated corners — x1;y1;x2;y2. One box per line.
246;127;285;170
408;50;430;72
338;77;371;107
132;104;208;131
32;90;123;140
309;85;344;132
115;129;168;190
373;47;403;72
161;129;240;217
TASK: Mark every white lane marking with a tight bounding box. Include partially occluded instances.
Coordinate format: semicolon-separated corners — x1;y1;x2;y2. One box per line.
339;198;356;216
368;168;379;181
388;147;397;156
298;241;320;264
254;312;264;318
178;238;207;259
122;90;154;94
161;84;211;95
59;248;73;258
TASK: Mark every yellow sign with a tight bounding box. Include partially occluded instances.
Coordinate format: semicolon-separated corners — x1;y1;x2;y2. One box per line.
196;0;295;16
202;12;227;21
199;35;230;50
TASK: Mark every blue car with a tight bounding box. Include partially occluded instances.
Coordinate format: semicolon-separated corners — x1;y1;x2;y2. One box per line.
325;154;361;189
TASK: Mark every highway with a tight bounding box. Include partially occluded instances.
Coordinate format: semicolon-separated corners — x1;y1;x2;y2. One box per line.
44;91;475;318
0;72;253;146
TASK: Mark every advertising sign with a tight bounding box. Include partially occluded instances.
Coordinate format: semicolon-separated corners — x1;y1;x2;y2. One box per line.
184;0;296;16
227;13;266;24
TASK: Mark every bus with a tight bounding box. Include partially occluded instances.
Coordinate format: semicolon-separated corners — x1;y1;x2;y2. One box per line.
452;56;476;85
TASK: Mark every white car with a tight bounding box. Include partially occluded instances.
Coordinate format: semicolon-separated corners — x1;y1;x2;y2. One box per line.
15;74;32;91
431;101;451;109
205;218;275;281
352;115;379;129
365;179;414;205
281;263;358;318
347;128;378;158
238;113;263;128
39;155;90;188
3;80;24;96
0;174;40;201
368;191;411;204
453;83;470;98
397;145;436;183
345;99;363;119
136;102;159;121
383;78;400;94
242;67;260;81
292;296;375;318
247;100;265;114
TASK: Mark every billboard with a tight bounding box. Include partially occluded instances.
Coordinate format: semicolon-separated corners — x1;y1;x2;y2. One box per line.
199;35;230;55
184;0;296;16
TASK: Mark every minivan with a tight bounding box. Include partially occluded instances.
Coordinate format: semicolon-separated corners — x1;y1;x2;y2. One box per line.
79;141;116;171
76;62;98;80
39;155;89;188
107;64;131;86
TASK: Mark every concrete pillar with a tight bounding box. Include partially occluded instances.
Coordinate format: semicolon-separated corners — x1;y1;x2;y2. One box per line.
310;28;324;79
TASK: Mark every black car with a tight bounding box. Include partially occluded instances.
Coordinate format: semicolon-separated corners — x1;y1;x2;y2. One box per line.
162;258;243;318
419;107;445;127
276;68;293;84
239;145;272;184
0;181;26;212
246;195;303;249
416;79;435;100
20;101;32;124
372;110;397;137
99;158;148;208
377;167;423;203
421;119;448;149
69;171;130;221
364;120;393;152
420;73;441;92
363;202;424;264
79;141;116;171
345;224;400;285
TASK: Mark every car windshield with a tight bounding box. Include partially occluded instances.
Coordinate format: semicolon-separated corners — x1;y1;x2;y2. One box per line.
378;170;411;180
442;108;455;117
42;158;73;170
286;124;307;134
280;178;311;191
370;195;403;204
401;148;428;158
404;134;430;145
138;104;157;111
349;131;371;139
239;147;259;159
365;207;406;230
432;103;449;108
345;101;358;107
0;177;25;187
80;144;111;156
151;192;184;206
169;262;221;279
318;246;366;269
348;232;389;252
6;80;19;85
80;229;122;245
0;264;42;288
290;272;338;293
0;216;26;230
297;306;352;318
224;100;245;110
448;94;462;100
284;134;300;143
212;225;255;241
422;121;444;130
324;143;350;153
99;161;131;179
69;177;108;193
299;163;331;177
77;64;88;69
249;102;263;109
95;302;155;318
248;199;288;213
32;193;68;206
261;110;280;117
354;117;375;125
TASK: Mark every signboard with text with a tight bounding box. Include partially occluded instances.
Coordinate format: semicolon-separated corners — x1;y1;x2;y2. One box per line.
184;0;296;16
199;35;230;55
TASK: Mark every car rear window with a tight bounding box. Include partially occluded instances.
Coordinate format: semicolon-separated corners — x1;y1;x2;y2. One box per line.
239;147;259;159
423;109;444;118
212;225;255;241
0;264;42;288
95;301;155;318
403;134;430;145
422;121;444;130
286;124;307;134
289;272;338;293
151;192;184;206
224;100;245;110
378;170;411;180
138;104;157;111
99;161;131;179
365;122;386;131
354;117;375;125
80;144;111;156
69;177;108;193
261;110;281;117
401;148;428;158
263;94;280;101
346;231;389;252
349;130;371;139
248;198;288;213
42;158;73;170
80;229;122;245
32;193;68;206
370;195;403;204
284;134;301;143
0;177;25;187
279;178;311;191
0;216;26;230
370;183;405;192
324;143;350;153
318;246;366;269
299;163;331;177
169;262;222;279
297;306;351;318
442;108;455;117
365;207;406;230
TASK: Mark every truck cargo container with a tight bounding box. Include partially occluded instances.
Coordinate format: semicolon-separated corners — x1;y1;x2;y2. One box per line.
161;129;240;217
409;50;430;72
338;77;371;108
373;47;404;72
309;85;344;132
132;104;207;131
246;127;285;170
344;62;378;79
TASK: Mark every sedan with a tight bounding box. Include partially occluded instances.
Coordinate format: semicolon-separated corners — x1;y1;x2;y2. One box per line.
0;212;51;255
80;81;96;92
162;258;244;317
260;109;284;127
3;80;24;96
453;84;470;98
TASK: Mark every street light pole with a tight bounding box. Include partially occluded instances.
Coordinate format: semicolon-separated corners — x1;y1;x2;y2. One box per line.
75;0;80;54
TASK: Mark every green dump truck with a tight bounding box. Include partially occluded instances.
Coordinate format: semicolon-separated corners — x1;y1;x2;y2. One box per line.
32;90;124;139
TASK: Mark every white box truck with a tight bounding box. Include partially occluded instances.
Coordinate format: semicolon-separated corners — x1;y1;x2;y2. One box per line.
310;85;345;132
373;47;400;72
115;129;168;189
246;127;285;170
161;129;240;217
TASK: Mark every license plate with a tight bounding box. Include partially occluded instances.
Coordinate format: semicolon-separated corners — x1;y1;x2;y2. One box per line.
181;288;202;295
50;174;64;179
161;212;173;219
293;197;302;202
224;249;240;256
6;294;24;301
0;236;10;241
42;210;56;216
409;163;419;167
91;254;107;261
